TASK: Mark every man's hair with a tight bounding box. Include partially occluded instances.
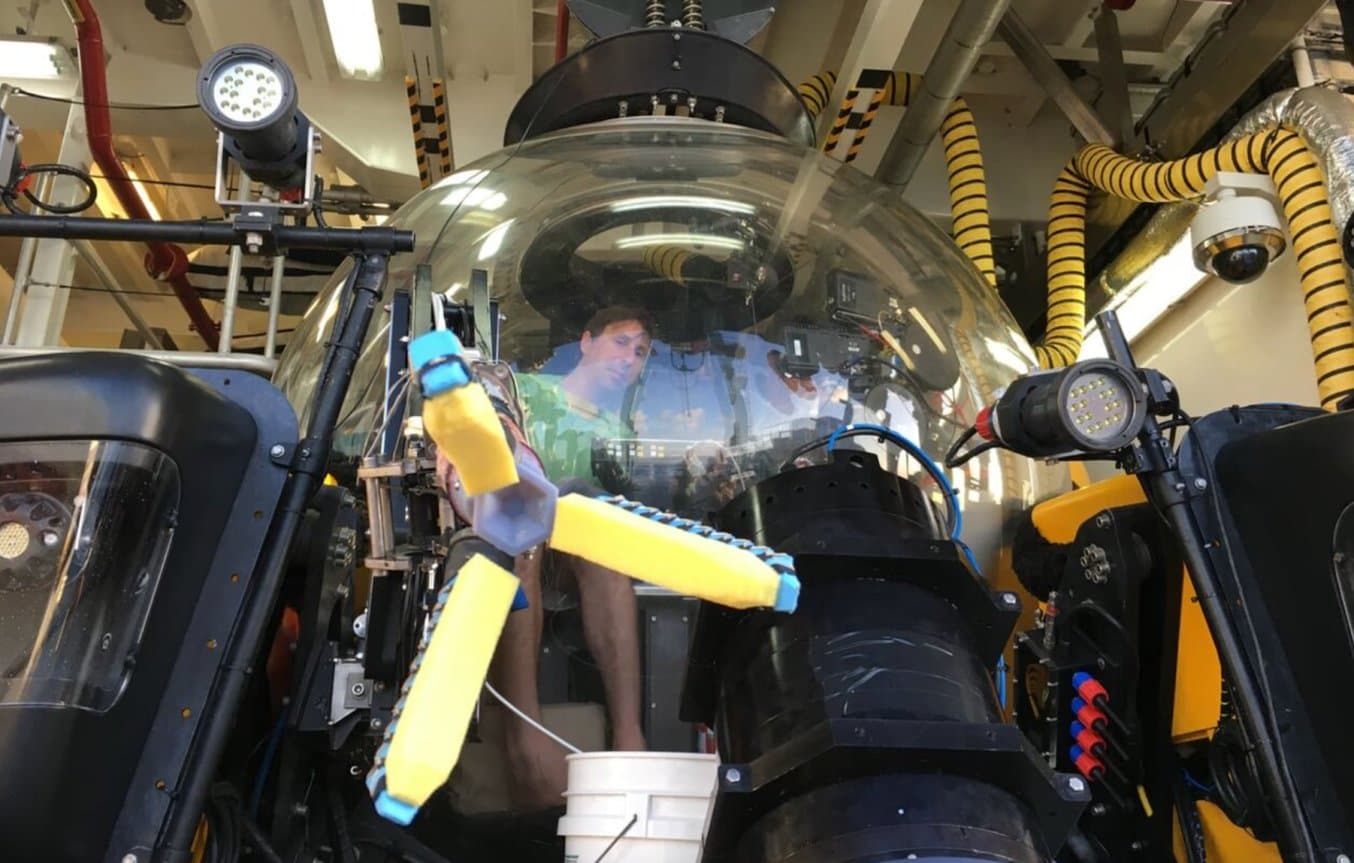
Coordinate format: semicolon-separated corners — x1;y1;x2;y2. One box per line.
583;306;654;339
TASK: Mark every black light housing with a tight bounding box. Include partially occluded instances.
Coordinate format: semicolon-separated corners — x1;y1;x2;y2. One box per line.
197;43;311;190
977;359;1147;457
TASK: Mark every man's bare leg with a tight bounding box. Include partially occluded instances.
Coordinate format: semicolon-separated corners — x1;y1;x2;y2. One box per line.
574;557;646;751
489;548;567;809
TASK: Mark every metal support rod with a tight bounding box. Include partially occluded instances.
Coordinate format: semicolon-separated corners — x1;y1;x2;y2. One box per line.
162;252;392;857
69;238;163;349
1;182;43;345
1097;310;1317;863
265;255;285;359
996;8;1116;146
362;456;392;559
0;344;277;376
0;214;416;253
1094;6;1136;150
878;0;1012;188
1153;496;1317;863
1291;36;1316;88
219;170;252;354
1;259;25;344
220;245;244;354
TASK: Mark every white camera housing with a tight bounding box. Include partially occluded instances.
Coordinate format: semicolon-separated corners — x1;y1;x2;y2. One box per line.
1190;172;1286;284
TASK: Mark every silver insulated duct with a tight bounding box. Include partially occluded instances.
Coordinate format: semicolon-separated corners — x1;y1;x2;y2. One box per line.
877;0;1011;190
1094;87;1354;303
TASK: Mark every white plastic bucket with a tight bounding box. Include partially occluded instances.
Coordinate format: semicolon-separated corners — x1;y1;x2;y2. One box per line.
557;751;719;863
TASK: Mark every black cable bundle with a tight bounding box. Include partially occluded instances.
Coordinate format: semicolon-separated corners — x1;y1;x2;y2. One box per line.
2;163;97;214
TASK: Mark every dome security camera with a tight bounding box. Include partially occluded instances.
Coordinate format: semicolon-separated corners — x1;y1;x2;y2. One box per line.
1190;172;1286;284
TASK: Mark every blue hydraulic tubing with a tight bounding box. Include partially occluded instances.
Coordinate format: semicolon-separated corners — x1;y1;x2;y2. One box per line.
827;422;962;540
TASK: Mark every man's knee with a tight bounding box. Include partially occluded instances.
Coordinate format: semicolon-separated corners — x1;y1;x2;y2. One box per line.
573;557;632;593
514;546;544;586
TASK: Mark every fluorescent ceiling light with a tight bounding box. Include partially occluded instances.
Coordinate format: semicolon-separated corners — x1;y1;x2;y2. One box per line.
445;169;490;186
124;165;162;221
0;39;66;80
1080;234;1205;359
907;308;947;355
609;196;755;215
322;0;383;81
614;233;745;251
478;219;515;261
441;185;506;210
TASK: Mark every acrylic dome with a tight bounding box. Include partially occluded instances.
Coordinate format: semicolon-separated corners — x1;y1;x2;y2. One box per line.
274;118;1059;567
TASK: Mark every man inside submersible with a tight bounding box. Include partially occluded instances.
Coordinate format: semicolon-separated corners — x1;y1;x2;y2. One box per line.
440;306;657;810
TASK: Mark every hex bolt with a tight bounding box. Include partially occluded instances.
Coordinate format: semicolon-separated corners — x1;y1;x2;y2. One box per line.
351;681;366;697
1337;855;1351;863
1095;513;1111;528
724;767;742;784
270;444;286;458
1002;593;1019;607
41;530;59;547
1193;477;1208;491
1068;776;1086;793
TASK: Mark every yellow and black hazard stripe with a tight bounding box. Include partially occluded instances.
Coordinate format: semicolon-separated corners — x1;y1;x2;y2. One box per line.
822;86;858;154
405;76;431;189
432;78;453;175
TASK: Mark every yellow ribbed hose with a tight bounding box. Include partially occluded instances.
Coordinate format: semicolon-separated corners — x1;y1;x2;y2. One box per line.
797;71;837;123
1035;166;1092;369
939;99;996;288
642;244;691;285
810;70;996;287
1036;129;1354;410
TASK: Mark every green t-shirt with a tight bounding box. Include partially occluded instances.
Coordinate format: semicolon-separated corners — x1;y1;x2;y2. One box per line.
516;373;630;486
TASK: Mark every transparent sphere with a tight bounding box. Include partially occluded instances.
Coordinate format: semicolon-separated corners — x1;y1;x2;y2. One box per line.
274;119;1062;567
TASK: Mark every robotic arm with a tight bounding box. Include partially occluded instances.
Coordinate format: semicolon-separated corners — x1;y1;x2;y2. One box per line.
365;327;801;825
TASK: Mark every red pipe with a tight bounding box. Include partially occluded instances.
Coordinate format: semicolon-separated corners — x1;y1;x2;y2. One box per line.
71;0;220;349
555;0;570;62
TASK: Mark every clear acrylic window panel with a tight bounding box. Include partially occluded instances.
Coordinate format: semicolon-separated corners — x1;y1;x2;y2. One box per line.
275;120;1065;567
0;440;179;713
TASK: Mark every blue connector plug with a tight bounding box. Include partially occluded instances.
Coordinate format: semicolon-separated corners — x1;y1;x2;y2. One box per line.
375;790;419;826
774;573;801;613
1072;671;1093;690
1070;721;1085;738
408;330;470;398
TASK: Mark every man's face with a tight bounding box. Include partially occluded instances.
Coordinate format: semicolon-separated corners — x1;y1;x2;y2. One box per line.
578;320;652;391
